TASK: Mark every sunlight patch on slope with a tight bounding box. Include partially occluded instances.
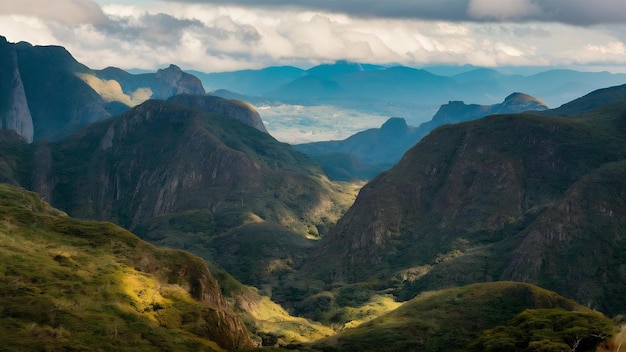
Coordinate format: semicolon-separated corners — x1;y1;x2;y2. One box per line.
76;73;152;107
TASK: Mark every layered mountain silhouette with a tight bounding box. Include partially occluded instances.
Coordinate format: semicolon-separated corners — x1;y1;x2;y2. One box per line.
0;37;205;142
197;60;626;113
300;84;626;316
296;92;548;180
4;38;626;351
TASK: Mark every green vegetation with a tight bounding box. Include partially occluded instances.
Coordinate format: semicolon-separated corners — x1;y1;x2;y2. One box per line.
469;308;612;352
0;184;251;351
314;282;612;352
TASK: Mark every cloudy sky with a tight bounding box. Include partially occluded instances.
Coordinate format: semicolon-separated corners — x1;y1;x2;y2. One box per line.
1;0;626;73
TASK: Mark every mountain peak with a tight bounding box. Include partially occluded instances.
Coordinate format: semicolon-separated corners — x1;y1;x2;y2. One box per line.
499;92;549;111
160;63;182;72
380;117;408;134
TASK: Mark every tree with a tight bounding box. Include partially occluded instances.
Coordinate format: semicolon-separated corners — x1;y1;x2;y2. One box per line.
470;308;613;352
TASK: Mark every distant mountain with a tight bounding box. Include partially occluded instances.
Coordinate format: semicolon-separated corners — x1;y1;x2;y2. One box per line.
96;64;205;100
0;37;207;142
0;183;253;351
300;85;626;316
191;65;305;95
306;60;385;80
193;61;626;121
296;92;548;180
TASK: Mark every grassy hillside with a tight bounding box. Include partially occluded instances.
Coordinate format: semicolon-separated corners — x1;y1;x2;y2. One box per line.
314;282;612;352
0;183;253;351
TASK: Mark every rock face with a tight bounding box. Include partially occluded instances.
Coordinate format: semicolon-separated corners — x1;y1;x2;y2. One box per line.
169;94;269;133
0;38;209;142
0;37;34;142
301;90;626;315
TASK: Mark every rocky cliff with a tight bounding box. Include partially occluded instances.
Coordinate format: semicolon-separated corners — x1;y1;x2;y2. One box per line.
0;38;209;142
0;37;34;142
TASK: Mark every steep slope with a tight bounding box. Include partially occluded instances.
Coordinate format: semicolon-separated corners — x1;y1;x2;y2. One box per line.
0;37;208;142
313;282;611;352
301;95;626;315
544;83;626;117
9;38;111;142
296;93;548;181
0;183;253;351
0;98;356;292
0;37;34;142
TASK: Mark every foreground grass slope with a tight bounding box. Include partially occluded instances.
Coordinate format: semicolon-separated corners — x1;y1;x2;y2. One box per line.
0;183;253;351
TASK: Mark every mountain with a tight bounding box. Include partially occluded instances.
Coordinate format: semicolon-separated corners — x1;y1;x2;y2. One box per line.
0;36;111;142
168;94;269;133
306;60;385;80
0;183;253;351
0;37;208;142
0;96;356;292
96;64;205;101
300;85;626;316
0;37;34;143
191;65;305;95
295;92;548;181
312;282;611;352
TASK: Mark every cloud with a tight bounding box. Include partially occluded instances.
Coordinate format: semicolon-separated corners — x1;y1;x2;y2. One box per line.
467;0;541;21
0;0;107;24
166;0;626;25
1;0;626;73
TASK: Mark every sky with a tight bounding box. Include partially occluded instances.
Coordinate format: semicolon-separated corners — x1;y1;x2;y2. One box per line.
1;0;626;73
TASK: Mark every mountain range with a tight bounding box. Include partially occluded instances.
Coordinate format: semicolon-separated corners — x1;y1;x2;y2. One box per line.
200;60;626;124
0;36;204;143
2;37;626;351
295;92;549;180
299;83;626;318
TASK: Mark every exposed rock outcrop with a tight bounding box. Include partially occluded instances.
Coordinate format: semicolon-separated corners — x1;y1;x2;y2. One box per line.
0;36;33;142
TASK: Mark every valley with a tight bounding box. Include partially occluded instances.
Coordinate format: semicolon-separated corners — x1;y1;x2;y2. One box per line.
1;36;626;351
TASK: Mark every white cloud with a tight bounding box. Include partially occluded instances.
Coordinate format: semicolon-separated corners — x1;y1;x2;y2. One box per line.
0;0;107;24
1;1;626;72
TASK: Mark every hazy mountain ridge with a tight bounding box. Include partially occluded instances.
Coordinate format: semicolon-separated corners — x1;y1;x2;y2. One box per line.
195;60;626;115
300;87;626;316
295;92;549;180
